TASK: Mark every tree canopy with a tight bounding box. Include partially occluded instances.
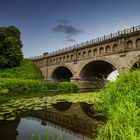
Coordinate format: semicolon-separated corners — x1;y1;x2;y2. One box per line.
0;26;23;68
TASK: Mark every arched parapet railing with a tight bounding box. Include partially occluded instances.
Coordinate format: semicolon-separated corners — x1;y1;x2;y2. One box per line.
106;45;111;54
126;40;133;50
113;44;118;52
136;39;140;49
127;54;140;70
93;48;98;56
99;47;104;55
49;64;74;82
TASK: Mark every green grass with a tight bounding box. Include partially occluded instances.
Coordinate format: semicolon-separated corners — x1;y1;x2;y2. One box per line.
0;59;43;79
95;70;140;140
0;80;80;104
0;78;48;94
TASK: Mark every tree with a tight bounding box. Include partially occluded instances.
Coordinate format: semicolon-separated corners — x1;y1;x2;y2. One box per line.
0;26;23;68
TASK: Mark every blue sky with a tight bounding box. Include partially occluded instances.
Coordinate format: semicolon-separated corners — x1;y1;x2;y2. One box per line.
1;0;140;57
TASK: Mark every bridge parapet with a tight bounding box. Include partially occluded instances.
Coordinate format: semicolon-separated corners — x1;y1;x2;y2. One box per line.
48;25;140;57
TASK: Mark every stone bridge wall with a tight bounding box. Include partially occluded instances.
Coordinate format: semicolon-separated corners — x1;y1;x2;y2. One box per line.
32;26;140;90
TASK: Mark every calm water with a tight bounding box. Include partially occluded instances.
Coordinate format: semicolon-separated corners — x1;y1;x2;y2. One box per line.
0;102;98;140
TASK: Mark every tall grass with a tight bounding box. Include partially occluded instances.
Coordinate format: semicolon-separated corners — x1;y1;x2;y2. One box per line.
95;70;140;140
0;79;79;98
0;78;48;94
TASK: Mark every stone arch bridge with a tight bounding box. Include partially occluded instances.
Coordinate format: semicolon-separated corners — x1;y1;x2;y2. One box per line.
31;25;140;91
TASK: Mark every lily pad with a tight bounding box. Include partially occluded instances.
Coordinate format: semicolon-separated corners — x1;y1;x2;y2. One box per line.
33;107;42;110
6;116;16;121
0;116;5;120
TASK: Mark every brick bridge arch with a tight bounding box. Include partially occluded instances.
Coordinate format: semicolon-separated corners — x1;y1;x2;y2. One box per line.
127;54;140;70
48;64;75;81
76;57;120;78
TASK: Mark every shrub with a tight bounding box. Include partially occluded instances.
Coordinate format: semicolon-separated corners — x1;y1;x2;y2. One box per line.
57;82;79;93
0;78;48;94
0;89;9;94
45;82;58;90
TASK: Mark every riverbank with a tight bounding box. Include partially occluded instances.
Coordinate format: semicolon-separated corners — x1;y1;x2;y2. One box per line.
0;63;140;139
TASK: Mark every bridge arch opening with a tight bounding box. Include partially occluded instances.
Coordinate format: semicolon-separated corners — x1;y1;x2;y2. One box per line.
131;61;140;70
51;66;73;82
80;60;117;82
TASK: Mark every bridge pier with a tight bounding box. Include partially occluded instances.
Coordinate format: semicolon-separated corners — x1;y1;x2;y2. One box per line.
71;77;105;92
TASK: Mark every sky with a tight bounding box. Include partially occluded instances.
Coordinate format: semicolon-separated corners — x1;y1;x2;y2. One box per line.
0;0;140;57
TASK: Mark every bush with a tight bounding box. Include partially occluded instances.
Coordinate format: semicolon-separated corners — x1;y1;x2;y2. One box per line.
0;78;79;95
45;82;58;90
95;70;140;140
57;82;79;93
0;78;48;94
0;89;9;94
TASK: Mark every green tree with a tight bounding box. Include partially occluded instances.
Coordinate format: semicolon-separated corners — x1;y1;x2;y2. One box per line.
0;26;23;68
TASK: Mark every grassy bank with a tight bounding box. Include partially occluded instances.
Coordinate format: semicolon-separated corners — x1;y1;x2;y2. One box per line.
0;58;140;139
95;70;140;140
0;80;79;105
0;59;43;79
0;59;79;104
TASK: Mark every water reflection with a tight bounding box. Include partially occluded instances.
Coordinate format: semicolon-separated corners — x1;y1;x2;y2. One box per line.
0;102;98;140
17;117;82;140
0;119;19;140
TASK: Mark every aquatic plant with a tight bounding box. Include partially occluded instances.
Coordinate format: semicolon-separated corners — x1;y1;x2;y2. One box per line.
0;92;99;121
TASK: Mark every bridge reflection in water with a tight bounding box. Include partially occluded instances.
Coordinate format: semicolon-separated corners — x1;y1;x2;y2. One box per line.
0;102;99;140
27;102;99;140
